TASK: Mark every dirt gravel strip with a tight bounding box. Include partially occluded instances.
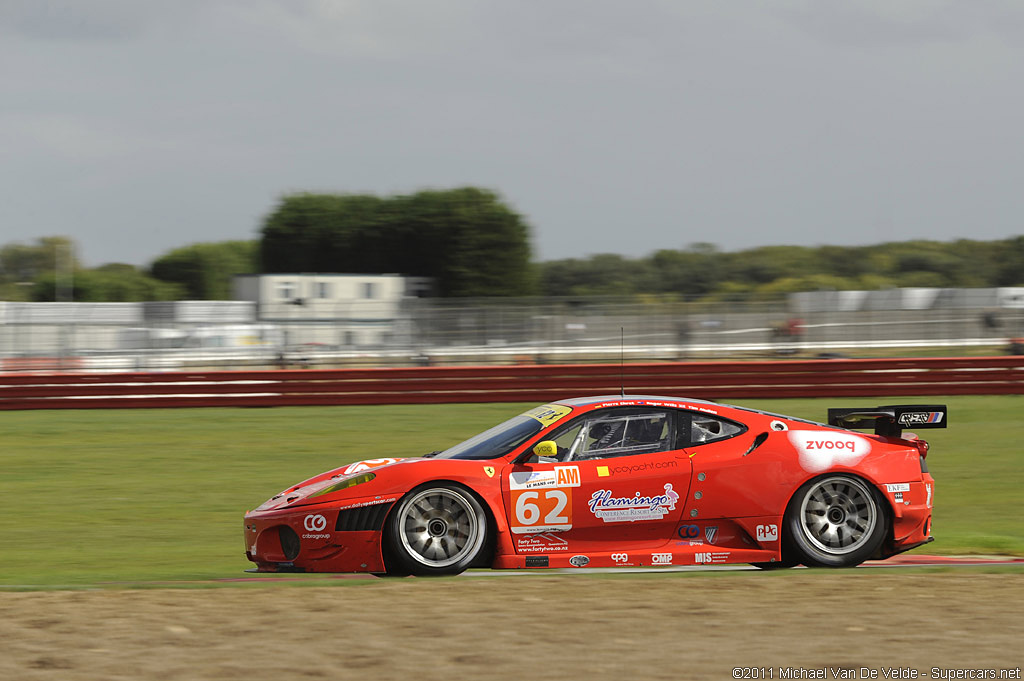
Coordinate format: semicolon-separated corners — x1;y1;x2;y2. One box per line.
1;571;1020;681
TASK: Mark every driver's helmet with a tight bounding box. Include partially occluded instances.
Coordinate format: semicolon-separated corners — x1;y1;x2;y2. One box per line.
590;419;625;448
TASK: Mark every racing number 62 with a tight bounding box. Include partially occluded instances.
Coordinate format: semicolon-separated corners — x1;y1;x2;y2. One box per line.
512;489;572;532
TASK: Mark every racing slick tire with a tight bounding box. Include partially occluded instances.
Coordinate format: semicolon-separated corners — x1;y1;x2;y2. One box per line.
785;474;887;568
383;483;489;577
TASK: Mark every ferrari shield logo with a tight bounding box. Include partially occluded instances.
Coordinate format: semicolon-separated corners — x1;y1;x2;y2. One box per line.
704;526;718;545
484;466;495;478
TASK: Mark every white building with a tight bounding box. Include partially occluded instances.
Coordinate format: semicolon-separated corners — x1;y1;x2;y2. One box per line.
232;274;434;347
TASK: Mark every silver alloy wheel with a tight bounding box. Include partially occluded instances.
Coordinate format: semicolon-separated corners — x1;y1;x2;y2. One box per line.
396;487;483;568
798;476;877;555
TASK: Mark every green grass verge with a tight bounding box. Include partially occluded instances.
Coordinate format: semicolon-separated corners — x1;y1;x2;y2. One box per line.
1;396;1020;587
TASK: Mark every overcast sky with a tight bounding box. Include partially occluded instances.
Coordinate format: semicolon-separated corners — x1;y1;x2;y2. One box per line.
2;1;1022;267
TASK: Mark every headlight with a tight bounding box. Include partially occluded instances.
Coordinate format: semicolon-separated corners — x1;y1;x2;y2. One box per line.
311;472;375;497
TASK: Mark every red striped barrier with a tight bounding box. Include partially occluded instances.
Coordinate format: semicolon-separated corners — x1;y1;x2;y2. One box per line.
0;357;1022;409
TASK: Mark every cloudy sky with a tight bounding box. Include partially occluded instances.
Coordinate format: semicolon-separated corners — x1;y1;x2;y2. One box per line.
2;0;1022;267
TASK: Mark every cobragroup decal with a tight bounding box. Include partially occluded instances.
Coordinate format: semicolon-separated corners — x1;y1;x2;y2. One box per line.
787;431;871;473
302;514;330;540
588;483;679;523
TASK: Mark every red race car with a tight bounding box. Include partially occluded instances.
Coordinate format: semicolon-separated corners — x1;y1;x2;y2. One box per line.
243;396;942;575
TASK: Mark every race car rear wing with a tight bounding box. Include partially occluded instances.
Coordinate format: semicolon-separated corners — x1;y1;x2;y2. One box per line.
827;405;947;438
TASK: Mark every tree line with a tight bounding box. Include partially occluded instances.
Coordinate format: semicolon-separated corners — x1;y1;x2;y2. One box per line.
1;187;1022;302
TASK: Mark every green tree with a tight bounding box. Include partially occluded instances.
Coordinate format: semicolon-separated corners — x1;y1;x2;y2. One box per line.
149;241;258;299
0;236;78;284
33;264;183;302
260;188;535;297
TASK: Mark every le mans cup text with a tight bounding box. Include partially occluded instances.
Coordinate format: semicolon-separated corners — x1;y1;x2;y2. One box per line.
732;668;1022;680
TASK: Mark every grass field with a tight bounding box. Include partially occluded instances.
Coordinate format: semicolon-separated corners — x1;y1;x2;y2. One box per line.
1;396;1021;587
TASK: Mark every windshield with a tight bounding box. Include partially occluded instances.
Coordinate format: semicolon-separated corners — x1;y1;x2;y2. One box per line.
433;415;544;461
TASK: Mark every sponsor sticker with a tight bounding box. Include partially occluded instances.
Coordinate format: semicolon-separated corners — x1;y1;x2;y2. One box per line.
787;431;871;473
516;533;569;553
611;552;629;563
524;404;573;426
588;484;679;523
926;483;933;508
677;524;699;539
885;483;911;493
898;411;943;427
592;460;679;477
341;458;400;475
525;556;549;568
756;524;778;542
510;466;580;490
651;553;673;565
303;514;327;532
336;497;398;511
894;491;904;503
695;551;730;564
569;555;590;567
704;526;719;545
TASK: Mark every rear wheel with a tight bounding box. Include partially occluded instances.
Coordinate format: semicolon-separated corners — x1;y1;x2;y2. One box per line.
785;474;886;568
383;484;488;576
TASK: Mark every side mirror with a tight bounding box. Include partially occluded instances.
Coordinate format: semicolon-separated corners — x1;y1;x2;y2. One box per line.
533;440;559;458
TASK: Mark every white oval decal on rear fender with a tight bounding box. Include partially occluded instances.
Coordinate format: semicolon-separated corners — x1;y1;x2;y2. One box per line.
787;431;872;473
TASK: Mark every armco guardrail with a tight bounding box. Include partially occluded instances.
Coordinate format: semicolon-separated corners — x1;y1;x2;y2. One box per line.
1;356;1022;410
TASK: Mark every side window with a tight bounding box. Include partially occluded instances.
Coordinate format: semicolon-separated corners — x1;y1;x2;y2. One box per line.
681;412;746;446
544;409;674;461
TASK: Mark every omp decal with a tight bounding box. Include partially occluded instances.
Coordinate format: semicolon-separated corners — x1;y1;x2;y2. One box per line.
787;431;871;473
651;553;673;565
524;404;573;426
588;484;679;523
342;458;400;475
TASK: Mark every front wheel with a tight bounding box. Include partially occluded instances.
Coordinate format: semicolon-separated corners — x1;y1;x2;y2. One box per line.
785;474;887;568
383;484;489;576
